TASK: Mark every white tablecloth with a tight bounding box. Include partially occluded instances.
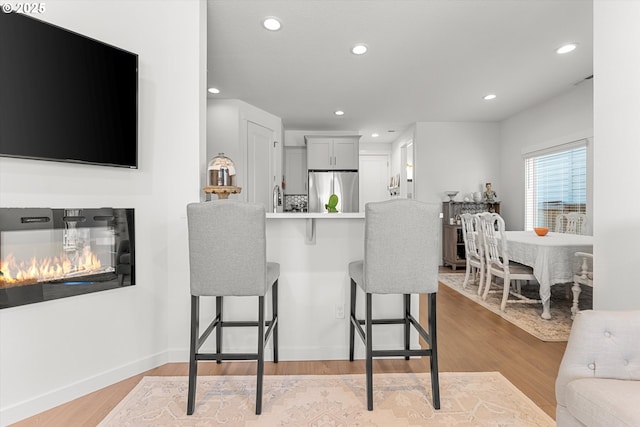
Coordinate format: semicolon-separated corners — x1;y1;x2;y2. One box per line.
505;231;593;305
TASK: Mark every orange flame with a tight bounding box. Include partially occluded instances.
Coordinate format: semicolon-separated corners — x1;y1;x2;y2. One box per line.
0;250;103;288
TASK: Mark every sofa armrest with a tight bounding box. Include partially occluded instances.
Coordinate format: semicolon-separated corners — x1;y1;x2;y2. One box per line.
555;310;640;407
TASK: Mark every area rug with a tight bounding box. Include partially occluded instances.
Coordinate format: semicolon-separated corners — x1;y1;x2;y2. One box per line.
438;273;592;341
97;372;553;426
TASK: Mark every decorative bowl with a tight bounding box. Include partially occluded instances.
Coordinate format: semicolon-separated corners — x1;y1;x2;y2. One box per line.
534;227;549;236
445;191;459;201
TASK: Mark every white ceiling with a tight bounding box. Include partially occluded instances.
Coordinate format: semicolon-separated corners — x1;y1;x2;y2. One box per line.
207;0;593;144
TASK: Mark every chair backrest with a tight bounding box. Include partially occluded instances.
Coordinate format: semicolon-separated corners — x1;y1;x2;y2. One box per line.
479;212;509;271
460;213;484;262
363;199;439;295
556;310;640;407
187;200;268;297
556;213;586;234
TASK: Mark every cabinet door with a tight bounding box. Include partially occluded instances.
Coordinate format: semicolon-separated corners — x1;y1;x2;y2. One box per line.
306;138;333;170
443;225;465;269
284;147;307;195
333;137;359;170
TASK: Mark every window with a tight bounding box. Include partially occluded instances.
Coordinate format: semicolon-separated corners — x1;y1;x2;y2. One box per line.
525;142;587;231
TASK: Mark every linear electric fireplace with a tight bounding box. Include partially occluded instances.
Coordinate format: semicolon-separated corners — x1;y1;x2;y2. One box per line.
0;208;135;309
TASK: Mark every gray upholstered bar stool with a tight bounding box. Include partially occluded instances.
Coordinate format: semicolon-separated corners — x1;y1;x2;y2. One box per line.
186;200;279;415
348;199;440;411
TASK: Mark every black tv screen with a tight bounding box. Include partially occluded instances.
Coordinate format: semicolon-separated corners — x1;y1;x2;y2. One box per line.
0;13;138;168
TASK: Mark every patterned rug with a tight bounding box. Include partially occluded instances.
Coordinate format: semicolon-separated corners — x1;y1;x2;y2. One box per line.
439;273;592;341
97;372;553;426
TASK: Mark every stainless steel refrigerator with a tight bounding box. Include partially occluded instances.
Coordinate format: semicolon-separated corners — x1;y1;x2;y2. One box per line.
308;171;359;213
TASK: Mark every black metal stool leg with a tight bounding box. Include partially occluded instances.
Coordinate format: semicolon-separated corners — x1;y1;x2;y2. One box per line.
404;294;411;360
272;280;279;363
428;293;440;409
187;295;199;415
349;279;357;361
256;296;265;415
366;292;373;411
216;296;223;364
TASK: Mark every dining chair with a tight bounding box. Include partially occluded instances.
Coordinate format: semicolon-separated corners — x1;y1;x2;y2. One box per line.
555;213;587;235
348;199;440;411
571;251;593;319
480;212;539;312
186;200;279;415
460;213;485;296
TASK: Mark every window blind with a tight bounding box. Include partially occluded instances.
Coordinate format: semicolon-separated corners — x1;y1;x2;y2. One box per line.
524;144;587;230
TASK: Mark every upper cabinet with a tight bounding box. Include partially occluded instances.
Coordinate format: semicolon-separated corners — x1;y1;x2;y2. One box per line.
284;146;307;195
305;135;360;170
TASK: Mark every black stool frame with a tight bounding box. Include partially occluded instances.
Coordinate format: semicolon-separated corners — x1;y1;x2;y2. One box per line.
187;280;279;415
348;279;440;411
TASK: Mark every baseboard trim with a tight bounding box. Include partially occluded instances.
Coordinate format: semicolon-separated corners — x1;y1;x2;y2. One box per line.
0;351;168;427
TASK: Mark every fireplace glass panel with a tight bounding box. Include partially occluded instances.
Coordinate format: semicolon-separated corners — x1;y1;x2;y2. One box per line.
0;208;134;309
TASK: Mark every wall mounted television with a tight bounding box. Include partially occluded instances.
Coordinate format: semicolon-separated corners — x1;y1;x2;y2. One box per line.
0;12;138;168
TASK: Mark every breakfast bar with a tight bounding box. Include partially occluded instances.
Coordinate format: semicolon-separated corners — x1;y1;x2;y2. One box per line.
266;212;365;243
261;213;419;361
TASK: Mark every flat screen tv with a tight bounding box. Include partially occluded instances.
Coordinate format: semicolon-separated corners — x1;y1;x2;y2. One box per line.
0;12;138;168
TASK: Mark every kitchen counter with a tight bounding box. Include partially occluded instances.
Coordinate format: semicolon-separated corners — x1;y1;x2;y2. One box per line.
266;212;365;219
267;211;364;243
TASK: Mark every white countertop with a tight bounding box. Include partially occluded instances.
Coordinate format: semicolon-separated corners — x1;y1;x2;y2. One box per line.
266;212;365;219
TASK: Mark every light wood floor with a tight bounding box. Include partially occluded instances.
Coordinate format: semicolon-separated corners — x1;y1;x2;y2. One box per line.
11;273;567;426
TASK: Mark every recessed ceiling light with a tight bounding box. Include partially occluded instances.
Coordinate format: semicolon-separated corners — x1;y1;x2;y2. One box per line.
371;133;379;138
334;110;345;116
262;17;282;31
208;87;220;94
483;94;497;101
556;43;577;54
351;43;368;55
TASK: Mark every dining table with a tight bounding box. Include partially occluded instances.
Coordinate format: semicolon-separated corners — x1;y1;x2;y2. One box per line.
504;231;593;320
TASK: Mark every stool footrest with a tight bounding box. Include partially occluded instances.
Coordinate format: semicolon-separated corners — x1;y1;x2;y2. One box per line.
357;318;407;325
372;349;432;358
197;352;259;362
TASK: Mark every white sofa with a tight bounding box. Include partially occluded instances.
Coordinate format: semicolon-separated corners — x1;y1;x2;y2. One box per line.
555;310;640;426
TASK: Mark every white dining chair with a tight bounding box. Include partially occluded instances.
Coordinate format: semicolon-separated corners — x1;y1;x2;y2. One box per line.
571;251;593;319
460;213;485;296
555;213;586;235
480;213;539;312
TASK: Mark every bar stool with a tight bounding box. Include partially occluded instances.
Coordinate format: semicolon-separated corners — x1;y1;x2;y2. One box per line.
186;200;279;415
348;199;440;410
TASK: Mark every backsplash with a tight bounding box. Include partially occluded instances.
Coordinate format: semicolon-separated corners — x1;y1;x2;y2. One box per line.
284;195;308;212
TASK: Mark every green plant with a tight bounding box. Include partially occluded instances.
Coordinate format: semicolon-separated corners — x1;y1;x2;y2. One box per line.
325;194;339;213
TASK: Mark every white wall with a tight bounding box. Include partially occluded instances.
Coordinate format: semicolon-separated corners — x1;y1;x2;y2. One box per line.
413;122;500;204
411;122;499;265
498;82;594;230
0;1;206;424
593;1;640;310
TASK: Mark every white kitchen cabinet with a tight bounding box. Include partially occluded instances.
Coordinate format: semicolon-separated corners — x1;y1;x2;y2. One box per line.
305;135;360;170
284;146;307;195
